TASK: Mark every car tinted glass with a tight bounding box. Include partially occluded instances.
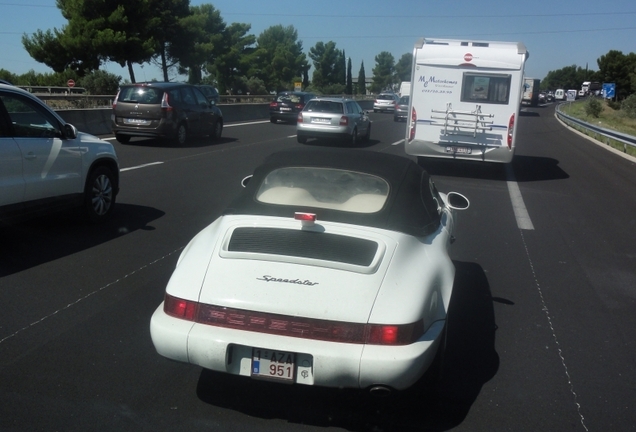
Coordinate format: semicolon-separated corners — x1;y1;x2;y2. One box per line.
461;73;511;104
304;100;343;114
256;167;389;213
0;94;59;138
378;94;395;100
399;96;409;104
277;94;301;103
118;87;162;104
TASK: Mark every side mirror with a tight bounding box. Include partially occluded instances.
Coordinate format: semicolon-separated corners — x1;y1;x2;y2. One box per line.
446;192;470;210
62;123;77;139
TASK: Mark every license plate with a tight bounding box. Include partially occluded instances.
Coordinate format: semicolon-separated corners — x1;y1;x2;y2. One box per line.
446;146;472;154
124;118;150;125
311;118;330;124
252;348;295;382
280;107;291;111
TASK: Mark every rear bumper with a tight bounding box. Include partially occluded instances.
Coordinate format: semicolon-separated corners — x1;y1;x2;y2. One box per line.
150;304;443;390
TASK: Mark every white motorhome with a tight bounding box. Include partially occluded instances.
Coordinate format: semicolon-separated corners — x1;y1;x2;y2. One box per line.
405;38;528;163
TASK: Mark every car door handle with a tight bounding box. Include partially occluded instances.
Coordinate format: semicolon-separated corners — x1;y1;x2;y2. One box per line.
24;152;37;160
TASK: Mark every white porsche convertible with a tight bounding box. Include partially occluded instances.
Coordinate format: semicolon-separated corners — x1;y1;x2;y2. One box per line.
150;147;469;393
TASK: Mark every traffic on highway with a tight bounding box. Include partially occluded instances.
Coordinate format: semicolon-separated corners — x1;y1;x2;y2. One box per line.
1;103;635;431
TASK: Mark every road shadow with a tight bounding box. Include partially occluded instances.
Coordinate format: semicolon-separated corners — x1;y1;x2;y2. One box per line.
519;110;541;117
418;155;568;182
0;204;164;276
118;136;237;148
195;261;498;431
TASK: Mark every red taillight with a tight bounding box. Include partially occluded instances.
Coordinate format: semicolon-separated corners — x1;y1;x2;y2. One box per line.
164;295;424;345
339;116;348;126
295;104;304;110
507;113;515;149
161;92;173;112
409;106;417;141
164;294;197;320
297;112;304;123
269;101;277;108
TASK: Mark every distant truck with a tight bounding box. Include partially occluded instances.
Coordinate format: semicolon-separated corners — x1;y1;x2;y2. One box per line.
399;81;411;97
581;81;601;96
405;37;528;164
522;77;540;106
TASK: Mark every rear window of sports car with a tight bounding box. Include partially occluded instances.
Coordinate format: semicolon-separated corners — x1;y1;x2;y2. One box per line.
256;167;389;213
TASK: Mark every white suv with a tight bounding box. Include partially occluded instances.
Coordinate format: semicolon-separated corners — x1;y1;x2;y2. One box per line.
0;84;119;223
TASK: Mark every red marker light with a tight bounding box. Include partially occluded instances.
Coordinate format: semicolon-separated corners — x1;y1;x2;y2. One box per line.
295;212;316;227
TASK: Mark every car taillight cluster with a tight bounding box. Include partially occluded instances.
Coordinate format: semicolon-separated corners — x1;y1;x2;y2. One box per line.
339;116;349;126
161;92;173;112
269;101;278;108
409;107;417;141
297;113;304;123
163;293;423;346
507;113;515;149
112;90;120;109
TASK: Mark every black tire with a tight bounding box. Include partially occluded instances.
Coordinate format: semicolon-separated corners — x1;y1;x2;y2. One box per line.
363;123;371;143
115;134;131;144
297;135;307;144
270;117;277;124
393;116;398;122
350;128;358;147
212;119;223;140
83;166;116;223
176;123;187;146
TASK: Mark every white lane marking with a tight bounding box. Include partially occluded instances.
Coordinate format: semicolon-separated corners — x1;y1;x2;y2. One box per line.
392;139;405;146
0;247;184;346
224;120;271;127
505;163;534;230
121;161;164;172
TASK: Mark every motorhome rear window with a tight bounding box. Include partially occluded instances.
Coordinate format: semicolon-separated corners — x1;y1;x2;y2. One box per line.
461;73;511;105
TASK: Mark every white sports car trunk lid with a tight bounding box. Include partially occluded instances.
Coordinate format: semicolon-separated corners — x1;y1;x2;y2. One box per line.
196;217;397;324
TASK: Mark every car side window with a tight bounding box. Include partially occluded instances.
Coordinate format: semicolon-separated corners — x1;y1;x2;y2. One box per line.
0;94;60;138
192;88;208;106
180;87;197;106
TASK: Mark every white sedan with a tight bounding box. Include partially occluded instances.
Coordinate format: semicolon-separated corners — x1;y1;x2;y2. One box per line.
150;147;469;393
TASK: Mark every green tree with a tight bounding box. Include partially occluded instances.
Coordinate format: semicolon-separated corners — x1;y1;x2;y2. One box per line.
394;53;413;83
309;41;344;91
253;25;308;92
370;51;395;93
541;65;589;92
357;61;367;95
597;50;636;100
171;3;225;84
78;69;121;94
206;22;257;94
146;0;191;82
346;57;353;95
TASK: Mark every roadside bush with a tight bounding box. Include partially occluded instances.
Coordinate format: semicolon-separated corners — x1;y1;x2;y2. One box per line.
607;99;621;110
621;94;636;119
78;70;121;95
585;97;602;118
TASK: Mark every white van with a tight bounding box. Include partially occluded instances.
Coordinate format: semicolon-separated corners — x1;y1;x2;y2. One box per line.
405;38;528;163
554;89;565;101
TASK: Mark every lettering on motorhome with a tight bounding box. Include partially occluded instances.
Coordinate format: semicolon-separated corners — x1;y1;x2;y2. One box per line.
418;76;458;88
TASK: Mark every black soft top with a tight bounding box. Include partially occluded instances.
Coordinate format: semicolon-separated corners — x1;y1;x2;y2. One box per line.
225;147;442;237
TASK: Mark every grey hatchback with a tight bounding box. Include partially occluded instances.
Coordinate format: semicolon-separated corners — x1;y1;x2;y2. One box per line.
112;82;223;146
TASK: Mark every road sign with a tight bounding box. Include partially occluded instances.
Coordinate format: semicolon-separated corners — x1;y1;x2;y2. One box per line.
566;90;577;102
67;79;75;88
602;83;615;99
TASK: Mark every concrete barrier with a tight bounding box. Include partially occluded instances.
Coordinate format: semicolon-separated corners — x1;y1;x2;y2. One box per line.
55;100;375;136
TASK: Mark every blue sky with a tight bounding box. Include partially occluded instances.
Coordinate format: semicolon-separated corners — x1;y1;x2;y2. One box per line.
1;0;635;84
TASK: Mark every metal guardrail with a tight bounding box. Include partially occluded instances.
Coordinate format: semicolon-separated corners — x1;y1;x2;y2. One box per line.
555;102;636;153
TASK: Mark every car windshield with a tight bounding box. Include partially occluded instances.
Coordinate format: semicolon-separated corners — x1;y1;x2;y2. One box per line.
118;87;162;104
277;94;301;103
256;167;390;213
304;100;343;114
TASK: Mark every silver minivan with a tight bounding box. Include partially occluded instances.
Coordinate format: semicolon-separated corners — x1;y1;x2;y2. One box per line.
296;98;371;146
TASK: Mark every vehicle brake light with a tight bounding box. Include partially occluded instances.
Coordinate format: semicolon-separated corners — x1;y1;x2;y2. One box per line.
507;113;515;149
297;113;304;123
339;116;349;126
295;212;316;227
409;107;417;141
295;104;304;110
163;294;424;345
269;101;277;108
161;92;173;112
